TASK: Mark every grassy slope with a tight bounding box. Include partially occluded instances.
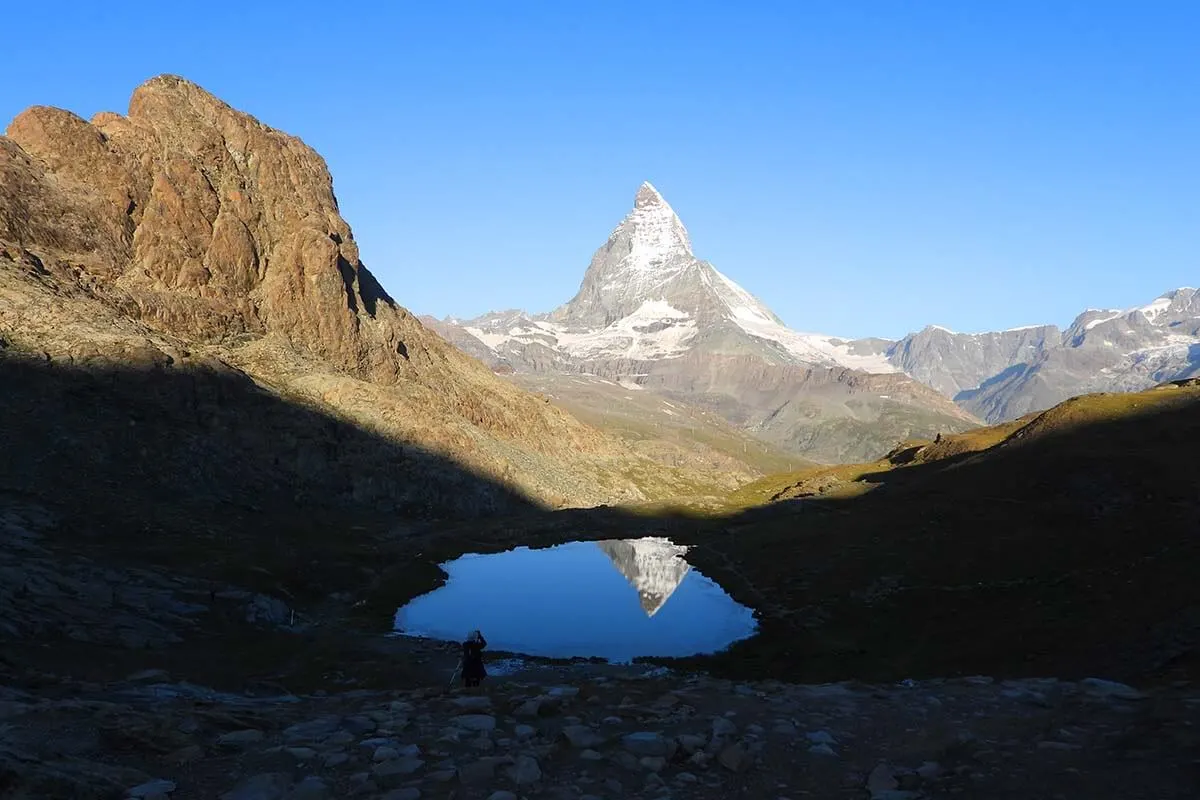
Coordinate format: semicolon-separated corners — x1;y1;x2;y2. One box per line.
660;382;1200;683
721;387;1194;511
507;373;813;502
759;396;981;466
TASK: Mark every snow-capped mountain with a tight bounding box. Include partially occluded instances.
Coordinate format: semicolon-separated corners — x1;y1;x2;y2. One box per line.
595;537;691;617
429;183;976;463
457;183;895;372
426;181;1197;450
865;287;1200;422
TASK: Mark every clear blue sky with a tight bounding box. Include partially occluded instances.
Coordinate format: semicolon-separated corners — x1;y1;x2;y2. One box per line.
4;1;1198;339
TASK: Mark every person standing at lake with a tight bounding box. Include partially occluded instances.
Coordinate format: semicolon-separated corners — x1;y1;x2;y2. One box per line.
461;629;488;688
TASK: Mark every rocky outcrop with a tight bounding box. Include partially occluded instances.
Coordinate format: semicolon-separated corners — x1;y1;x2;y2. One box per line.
4;76;567;421
0;75;742;512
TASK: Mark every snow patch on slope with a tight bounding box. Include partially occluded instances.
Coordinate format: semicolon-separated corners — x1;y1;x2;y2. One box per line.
595;184;695;298
703;267;897;372
466;302;698;361
553;301;697;359
1134;296;1174;322
1084;311;1124;331
708;267;780;326
1084;289;1198;330
621;183;693;271
464;327;514;349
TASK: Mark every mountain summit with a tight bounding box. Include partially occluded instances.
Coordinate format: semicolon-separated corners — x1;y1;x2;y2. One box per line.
432;183;980;463
550;181;704;328
550;182;796;345
467;182;894;370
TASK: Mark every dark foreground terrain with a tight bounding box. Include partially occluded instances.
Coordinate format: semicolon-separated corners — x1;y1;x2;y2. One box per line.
2;373;1199;798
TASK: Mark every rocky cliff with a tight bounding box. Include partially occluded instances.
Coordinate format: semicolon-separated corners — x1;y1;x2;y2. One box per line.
881;324;1061;398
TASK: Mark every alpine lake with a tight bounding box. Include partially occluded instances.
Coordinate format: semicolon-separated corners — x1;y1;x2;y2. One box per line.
394;537;757;663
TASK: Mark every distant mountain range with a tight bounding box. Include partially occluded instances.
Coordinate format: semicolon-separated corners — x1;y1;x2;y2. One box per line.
428;183;1198;456
874;288;1199;421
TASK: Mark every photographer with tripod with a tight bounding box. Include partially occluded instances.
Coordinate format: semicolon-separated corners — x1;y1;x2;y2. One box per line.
451;629;488;689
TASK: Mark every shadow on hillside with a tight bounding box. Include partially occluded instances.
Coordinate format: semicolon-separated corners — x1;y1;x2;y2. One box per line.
0;352;536;602
953;362;1027;406
2;350;1199;688
361;390;1200;685
802;386;1200;498
661;391;1200;683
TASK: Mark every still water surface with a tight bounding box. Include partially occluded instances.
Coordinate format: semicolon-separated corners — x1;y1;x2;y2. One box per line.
393;537;757;662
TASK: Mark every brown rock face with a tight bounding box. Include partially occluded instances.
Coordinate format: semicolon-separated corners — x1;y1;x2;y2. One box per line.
6;77;427;378
1;77;578;435
0;75;728;511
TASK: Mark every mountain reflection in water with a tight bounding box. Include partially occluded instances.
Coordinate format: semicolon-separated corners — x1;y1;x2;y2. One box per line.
594;538;690;617
393;537;756;662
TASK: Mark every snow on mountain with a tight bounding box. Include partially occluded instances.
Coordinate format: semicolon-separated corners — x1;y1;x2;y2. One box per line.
1082;311;1124;331
1130;288;1196;322
459;182;896;373
701;265;897;371
896;287;1200;422
590;182;696;298
430;182;980;464
466;300;699;360
595;537;691;617
429;180;1196;443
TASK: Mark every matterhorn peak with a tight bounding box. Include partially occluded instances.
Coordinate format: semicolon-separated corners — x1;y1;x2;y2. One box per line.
465;180;906;376
620;181;693;266
547;182;699;327
549;180;806;340
635;180;667;209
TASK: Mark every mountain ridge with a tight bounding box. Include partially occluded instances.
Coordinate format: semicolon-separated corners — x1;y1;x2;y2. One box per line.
438;181;1197;431
869;286;1200;421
